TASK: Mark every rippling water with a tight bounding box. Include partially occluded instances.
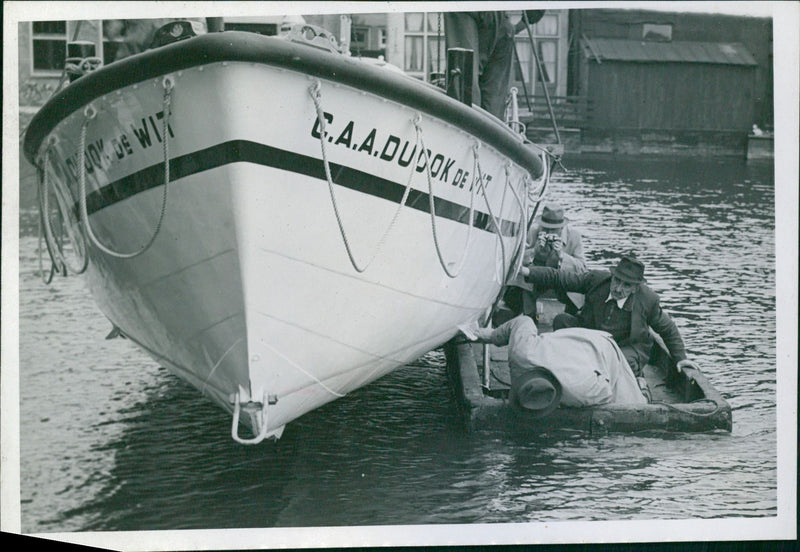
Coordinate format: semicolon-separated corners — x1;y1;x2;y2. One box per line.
16;154;779;539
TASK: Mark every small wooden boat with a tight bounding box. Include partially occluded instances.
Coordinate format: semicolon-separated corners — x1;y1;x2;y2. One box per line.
24;22;546;443
443;297;732;435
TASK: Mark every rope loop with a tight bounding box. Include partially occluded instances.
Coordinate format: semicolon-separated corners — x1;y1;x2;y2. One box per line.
78;78;173;258
418;125;479;279
308;80;419;274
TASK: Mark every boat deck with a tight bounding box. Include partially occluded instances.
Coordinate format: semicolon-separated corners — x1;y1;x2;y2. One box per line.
443;299;732;436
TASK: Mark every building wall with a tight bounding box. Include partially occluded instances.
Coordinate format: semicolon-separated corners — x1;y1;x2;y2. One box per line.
570;9;773;128
586;61;756;131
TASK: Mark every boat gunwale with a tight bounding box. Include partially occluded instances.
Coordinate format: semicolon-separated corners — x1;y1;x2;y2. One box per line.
23;31;544;180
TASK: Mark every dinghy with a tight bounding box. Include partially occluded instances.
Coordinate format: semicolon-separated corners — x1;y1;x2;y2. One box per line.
444;298;733;435
24;22;547;443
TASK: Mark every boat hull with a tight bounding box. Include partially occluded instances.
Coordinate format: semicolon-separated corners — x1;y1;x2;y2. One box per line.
28;40;542;438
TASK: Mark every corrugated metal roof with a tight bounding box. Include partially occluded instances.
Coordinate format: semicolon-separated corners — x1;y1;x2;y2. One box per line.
582;38;757;65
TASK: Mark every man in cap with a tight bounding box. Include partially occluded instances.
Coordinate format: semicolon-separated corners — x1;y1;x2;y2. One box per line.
462;315;646;415
504;202;586;318
522;254;699;377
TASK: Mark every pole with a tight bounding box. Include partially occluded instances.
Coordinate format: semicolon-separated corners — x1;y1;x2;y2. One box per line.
522;12;561;144
511;45;533;114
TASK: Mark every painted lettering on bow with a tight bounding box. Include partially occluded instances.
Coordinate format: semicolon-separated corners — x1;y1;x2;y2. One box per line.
63;109;175;179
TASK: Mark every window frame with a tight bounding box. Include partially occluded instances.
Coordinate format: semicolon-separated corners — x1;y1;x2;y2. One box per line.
642;23;673;42
512;11;561;92
30;20;104;76
351;26;369;49
30;20;68;75
402;12;444;82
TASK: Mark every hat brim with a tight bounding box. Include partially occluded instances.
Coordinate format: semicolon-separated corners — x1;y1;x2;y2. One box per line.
539;220;565;229
509;367;562;418
610;267;646;284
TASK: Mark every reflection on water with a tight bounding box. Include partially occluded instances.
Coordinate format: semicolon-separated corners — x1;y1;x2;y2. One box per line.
17;154;778;533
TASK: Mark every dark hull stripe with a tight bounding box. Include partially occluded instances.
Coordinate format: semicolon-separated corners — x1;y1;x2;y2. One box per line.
84;140;520;236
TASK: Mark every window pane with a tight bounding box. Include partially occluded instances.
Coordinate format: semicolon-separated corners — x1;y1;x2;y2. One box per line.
352;27;368;46
535;14;558;36
33;39;66;70
539;41;556;64
405;13;424;32
427;12;442;33
404;36;423;71
514;41;532;82
32;21;66;35
427;36;444;75
643;23;672;41
538;41;557;83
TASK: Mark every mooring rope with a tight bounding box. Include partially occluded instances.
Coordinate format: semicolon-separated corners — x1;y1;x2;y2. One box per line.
78;76;173;259
37;215;57;285
39;139;89;276
308;79;421;274
259;338;347;398
37;153;65;282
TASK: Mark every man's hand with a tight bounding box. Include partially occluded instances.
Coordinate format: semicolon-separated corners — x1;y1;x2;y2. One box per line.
545;248;561;268
536;233;548;248
676;359;700;373
522;248;535;266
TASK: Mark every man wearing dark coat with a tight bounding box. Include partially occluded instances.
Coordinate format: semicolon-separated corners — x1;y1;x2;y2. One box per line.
522;254;699;377
444;10;545;119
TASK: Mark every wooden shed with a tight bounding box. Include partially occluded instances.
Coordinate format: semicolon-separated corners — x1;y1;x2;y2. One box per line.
580;37;758;133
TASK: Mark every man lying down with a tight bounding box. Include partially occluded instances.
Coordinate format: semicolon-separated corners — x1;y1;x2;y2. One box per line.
461;315;646;416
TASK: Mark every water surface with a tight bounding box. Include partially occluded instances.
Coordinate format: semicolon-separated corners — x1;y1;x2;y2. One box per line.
17;154;778;536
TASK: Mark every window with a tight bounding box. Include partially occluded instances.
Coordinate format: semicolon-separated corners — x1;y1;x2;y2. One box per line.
224;22;278;36
31;21;67;73
513;11;560;90
351;26;368;48
642;23;672;41
534;14;559;36
538;41;557;84
377;27;387;49
403;12;445;81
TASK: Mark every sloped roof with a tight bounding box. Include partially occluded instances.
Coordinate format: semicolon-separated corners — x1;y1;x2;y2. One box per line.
582;37;757;66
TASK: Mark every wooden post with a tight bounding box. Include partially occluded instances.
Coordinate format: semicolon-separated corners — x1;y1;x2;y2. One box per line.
446;47;473;107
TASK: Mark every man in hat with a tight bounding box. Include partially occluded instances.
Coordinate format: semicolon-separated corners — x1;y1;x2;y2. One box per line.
522;254;698;377
462;315;646;414
504;202;586;318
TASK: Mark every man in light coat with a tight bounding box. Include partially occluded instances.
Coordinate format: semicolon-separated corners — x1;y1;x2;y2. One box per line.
463;315;646;414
